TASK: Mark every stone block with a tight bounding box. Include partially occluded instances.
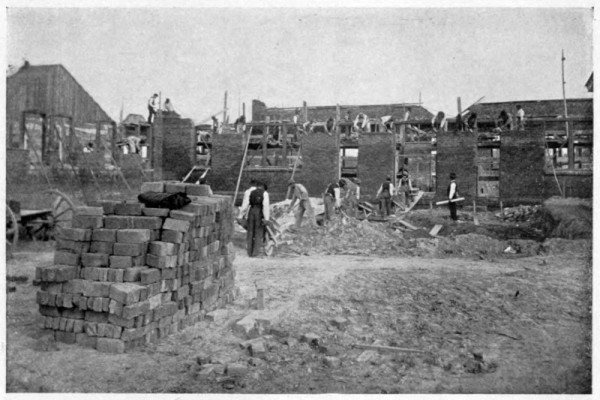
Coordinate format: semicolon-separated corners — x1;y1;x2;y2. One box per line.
109;283;143;305
81;252;109;268
92;229;117;242
107;268;124;282
89;241;114;254
104;216;133;229
186;184;212;197
74;206;104;216
57;227;92;242
123;267;145;282
131;216;163;230
82;281;111;297
56;239;90;254
163;218;191;232
109;256;133;269
140;181;165;193
146;254;177;269
142;207;170;217
114;202;143;216
117;229;151;243
37;264;79;282
164;182;187;193
62;308;85;319
122;300;150;319
169;210;196;221
94;200;120;215
108;313;135;329
161;230;184;243
76;333;98;349
140;268;161;285
85;310;109;323
113;242;147;256
148;241;178;256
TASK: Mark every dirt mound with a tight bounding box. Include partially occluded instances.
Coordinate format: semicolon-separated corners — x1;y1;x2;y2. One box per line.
541;238;592;256
536;197;592;239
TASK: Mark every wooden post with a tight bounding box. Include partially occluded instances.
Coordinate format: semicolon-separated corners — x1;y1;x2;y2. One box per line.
457;97;462;131
243;102;246;118
223;91;228;128
281;124;287;167
262;117;269;167
233;127;253;206
561;50;574;169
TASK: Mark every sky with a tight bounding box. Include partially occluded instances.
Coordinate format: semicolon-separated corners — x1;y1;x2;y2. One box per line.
5;4;594;123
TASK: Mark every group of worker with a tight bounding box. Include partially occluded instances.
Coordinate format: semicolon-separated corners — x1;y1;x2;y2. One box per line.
238;171;461;257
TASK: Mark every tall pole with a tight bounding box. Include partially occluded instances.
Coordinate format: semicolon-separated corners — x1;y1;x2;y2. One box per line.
223;91;228;127
562;49;573;169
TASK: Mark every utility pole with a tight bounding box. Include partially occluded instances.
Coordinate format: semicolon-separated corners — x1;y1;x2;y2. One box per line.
562;49;573;169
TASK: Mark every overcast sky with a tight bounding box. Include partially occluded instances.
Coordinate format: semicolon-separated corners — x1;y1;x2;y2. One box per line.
6;5;594;123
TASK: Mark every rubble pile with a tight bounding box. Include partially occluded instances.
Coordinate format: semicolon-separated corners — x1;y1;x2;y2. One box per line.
35;182;236;353
279;216;405;256
496;205;541;222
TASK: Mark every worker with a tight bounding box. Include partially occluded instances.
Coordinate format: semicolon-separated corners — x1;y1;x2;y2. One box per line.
126;135;143;154
246;181;270;257
293;109;301;125
397;170;414;210
447;172;459;222
353;178;361;199
234;115;246;133
323;180;341;225
431;111;447;132
164;98;175;113
147;93;159;124
466;112;478;132
339;177;359;215
237;179;258;220
211;116;219;134
381;115;394;133
325;117;335;135
287;179;316;229
515;105;525;130
353;113;370;133
376;176;394;217
494;110;513;132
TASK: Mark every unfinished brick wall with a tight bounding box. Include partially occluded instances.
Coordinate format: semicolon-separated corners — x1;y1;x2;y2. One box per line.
209;134;246;194
357;133;396;197
35;182;235;353
300;131;340;196
152;114;196;180
435;132;477;203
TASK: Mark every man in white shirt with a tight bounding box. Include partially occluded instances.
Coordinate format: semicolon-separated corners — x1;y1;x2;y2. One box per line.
238;179;258;220
516;105;525;131
447;172;459;221
147;94;159;124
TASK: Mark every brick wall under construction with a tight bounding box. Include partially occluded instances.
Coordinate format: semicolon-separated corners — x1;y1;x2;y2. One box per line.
435;132;478;203
152;114;196;181
357;133;396;197
35;182;236;353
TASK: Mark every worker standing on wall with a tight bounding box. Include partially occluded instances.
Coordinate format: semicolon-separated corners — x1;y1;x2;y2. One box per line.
323;180;341;225
448;172;459;222
376;176;394;217
245;181;270;257
147;93;159;124
287;179;316;230
431;111;447;132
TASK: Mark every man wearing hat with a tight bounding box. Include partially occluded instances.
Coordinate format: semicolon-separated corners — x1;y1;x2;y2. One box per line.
376;176;394;217
287;179;316;229
323;180;341;225
245;181;270;257
397;169;414;210
448;172;459;221
339;177;359;216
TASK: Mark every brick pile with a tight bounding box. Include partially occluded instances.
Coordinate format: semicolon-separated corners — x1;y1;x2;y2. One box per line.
35;182;236;353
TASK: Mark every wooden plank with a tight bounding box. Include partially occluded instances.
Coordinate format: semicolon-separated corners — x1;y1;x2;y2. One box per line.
395;219;418;230
403;190;424;213
429;224;443;236
436;197;465;206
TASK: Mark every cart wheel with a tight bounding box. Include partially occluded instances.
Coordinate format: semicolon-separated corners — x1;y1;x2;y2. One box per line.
6;204;18;257
264;239;275;257
44;189;75;238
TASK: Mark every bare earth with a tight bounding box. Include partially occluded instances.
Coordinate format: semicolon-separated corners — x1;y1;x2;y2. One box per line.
5;235;591;394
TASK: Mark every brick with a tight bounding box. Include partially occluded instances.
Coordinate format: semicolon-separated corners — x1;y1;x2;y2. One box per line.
131;216;163;229
108;313;135;329
76;333;97;349
122;300;150;319
57;227;92;242
113;242;147;256
82;281;111;297
72;215;104;229
92;229;117;242
146;254;177;269
110;283;143;305
161;268;176;280
40;282;63;294
169;210;196;221
107;268;124;282
93;200;120;215
39;305;61;317
96;338;125;354
108;299;123;316
56;239;90;254
55;331;77;344
123;267;145;282
104;216;133;229
140;268;161;285
114;202;143;216
148;241;178;256
163;218;191;232
140;181;165;193
121;326;146;342
92;297;104;312
54;251;80;266
142;207;170;217
165;182;187;193
109;256;133;269
74;206;104;216
89;241;114;254
161;230;184;243
185;184;212;196
85;310;109;323
37;264;79;282
82;253;109;268
62;308;85;319
117;229;151;243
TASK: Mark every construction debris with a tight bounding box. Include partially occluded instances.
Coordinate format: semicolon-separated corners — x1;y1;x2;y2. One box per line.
496;205;541;222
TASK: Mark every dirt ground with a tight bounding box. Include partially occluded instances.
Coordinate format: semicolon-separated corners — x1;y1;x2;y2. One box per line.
5;209;592;394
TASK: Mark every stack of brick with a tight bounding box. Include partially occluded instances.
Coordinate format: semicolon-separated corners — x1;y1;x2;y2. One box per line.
35;182;236;353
